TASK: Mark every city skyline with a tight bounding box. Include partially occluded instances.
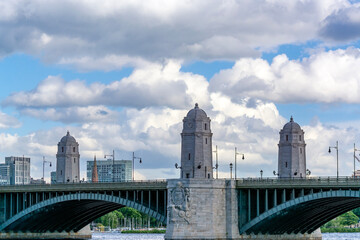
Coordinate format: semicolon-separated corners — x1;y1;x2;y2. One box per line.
1;1;360;180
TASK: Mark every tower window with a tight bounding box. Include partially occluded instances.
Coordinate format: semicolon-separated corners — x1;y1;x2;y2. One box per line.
74;158;76;163
62;147;64;152
208;173;210;179
204;123;207;130
186;173;190;178
299;135;302;141
61;170;62;175
300;148;302;154
73;147;76;152
286;135;288;141
188;153;191;160
285;162;288;168
205;138;207;144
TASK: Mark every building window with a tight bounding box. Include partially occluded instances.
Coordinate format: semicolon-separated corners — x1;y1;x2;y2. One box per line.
74;158;76;163
62;147;64;152
186;173;190;178
205;138;207;144
73;147;76;152
61;170;62;175
188;153;191;160
286;135;288;141
285;162;288;168
208;173;210;179
204;123;207;130
299;135;302;141
300;148;302;154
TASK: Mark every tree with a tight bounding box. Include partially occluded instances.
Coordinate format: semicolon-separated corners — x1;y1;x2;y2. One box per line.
338;211;359;226
119;207;142;219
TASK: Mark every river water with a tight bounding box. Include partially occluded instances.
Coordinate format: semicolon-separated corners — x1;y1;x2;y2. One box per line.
92;232;360;239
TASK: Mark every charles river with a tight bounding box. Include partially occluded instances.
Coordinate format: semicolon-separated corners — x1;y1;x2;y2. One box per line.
91;233;360;239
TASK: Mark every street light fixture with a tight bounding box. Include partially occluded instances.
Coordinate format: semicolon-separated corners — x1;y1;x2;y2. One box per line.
260;170;263;179
273;170;279;176
104;150;115;182
213;145;219;179
42;156;52;184
306;169;311;176
230;163;233;179
234;147;245;179
354;143;360;178
132;152;142;181
328;141;339;179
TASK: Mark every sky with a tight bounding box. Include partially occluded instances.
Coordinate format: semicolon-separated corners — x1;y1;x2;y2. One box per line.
2;0;360;181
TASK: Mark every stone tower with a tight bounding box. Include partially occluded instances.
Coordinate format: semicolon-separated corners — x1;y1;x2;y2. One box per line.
56;131;80;183
278;117;306;178
92;155;98;183
180;103;213;179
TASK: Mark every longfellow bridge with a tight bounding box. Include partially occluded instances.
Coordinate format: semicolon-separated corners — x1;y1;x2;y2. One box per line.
1;177;360;239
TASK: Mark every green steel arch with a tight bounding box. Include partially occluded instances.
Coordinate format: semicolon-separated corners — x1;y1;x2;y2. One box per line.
0;192;166;233
240;189;360;235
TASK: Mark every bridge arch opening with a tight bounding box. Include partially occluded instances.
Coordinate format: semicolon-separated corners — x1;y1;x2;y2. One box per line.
240;190;360;235
0;192;166;233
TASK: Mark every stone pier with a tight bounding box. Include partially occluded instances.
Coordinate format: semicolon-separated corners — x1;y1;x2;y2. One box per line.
165;179;322;240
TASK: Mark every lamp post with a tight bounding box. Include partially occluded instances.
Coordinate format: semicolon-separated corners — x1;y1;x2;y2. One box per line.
260;170;263;179
42;156;52;184
328;141;339;179
104;150;115;182
230;163;233;179
175;163;182;177
132;152;142;181
306;169;311;176
354;143;360;178
273;170;279;177
213;145;219;179
234;147;245;179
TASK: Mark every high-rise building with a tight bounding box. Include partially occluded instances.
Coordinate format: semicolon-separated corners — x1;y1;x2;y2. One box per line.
180;103;213;179
56;131;80;183
278;117;306;178
86;159;132;182
5;156;31;185
0;164;10;185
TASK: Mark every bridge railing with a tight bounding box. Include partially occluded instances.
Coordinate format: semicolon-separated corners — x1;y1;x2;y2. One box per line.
237;176;360;187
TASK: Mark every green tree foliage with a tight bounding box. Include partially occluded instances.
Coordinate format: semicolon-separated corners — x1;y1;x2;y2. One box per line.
119;207;142;219
323;211;359;228
352;207;360;218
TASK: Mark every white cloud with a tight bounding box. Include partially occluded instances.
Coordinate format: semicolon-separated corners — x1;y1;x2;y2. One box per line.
0;0;351;69
4;61;209;110
210;47;360;104
0;111;21;129
20;106;120;124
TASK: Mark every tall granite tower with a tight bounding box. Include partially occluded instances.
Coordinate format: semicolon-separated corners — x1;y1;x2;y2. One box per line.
180;103;213;179
56;131;80;183
278;117;306;178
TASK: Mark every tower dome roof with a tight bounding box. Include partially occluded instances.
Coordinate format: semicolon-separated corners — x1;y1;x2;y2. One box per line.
282;116;301;131
186;103;208;120
60;131;77;143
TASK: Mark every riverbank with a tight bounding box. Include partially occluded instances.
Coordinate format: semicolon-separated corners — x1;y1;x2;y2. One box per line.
321;227;360;233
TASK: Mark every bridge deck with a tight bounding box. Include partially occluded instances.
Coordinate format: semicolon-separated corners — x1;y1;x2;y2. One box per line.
237;177;360;189
0;180;167;193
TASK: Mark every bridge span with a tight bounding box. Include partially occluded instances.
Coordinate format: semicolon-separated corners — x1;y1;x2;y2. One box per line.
0;177;360;239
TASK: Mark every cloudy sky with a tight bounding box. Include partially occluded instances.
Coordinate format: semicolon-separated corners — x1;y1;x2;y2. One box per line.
1;0;360;181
